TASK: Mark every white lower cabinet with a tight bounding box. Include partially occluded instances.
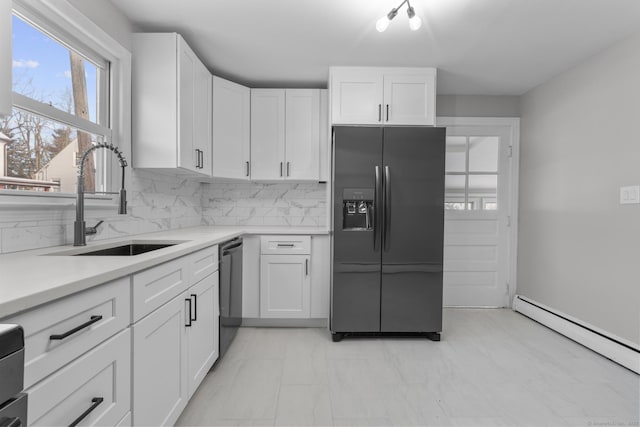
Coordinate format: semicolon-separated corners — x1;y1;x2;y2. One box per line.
132;246;220;426
27;329;131;427
186;274;219;397
260;254;311;318
132;292;189;427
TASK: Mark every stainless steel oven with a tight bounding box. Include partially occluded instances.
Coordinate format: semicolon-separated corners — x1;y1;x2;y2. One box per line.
219;238;243;358
0;324;27;427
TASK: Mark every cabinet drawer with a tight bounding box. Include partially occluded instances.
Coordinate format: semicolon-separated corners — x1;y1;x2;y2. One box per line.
191;245;218;284
27;329;131;427
4;277;130;389
132;254;190;321
260;235;311;254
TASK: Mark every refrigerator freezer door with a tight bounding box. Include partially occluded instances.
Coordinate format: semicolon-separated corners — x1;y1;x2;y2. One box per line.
332;126;383;332
380;126;446;332
332;126;383;262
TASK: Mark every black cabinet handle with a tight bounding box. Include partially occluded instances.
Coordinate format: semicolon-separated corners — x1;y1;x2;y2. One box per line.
185;298;192;327
191;293;197;321
305;258;309;276
378;104;382;122
246;161;250;177
277;243;295;248
286;162;290;177
50;315;102;340
280;162;283;177
386;104;389;122
68;397;103;427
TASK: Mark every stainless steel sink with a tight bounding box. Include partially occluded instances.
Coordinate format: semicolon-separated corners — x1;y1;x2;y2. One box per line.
74;243;176;256
45;240;188;256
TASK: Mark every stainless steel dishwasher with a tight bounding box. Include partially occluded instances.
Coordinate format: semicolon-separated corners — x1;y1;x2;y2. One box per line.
219;238;243;358
0;324;27;426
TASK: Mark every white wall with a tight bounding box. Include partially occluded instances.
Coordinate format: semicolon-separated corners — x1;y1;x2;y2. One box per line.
518;32;640;345
437;95;520;117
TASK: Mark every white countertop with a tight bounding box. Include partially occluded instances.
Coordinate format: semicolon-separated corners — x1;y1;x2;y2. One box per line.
0;225;328;319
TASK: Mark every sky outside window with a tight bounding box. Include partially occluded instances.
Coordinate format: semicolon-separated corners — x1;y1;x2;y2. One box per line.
12;14;98;123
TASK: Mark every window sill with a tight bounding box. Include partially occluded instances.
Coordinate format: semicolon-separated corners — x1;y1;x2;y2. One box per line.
0;190;117;211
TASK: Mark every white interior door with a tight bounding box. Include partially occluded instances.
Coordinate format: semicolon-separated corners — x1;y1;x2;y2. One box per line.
438;117;519;307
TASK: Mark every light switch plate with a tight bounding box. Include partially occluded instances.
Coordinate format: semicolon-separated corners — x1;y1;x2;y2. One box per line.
620;185;640;204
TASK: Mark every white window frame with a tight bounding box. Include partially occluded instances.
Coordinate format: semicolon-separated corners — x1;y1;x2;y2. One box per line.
0;0;131;209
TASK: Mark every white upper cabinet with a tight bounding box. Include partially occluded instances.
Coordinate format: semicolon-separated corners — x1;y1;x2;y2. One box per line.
0;1;11;117
285;89;321;180
132;33;212;176
212;76;250;180
330;67;437;126
250;89;286;180
250;88;322;181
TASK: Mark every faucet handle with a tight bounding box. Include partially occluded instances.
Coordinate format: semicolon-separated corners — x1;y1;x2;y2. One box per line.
85;220;104;236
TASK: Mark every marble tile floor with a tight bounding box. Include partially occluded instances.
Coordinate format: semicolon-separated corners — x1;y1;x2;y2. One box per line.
176;308;639;427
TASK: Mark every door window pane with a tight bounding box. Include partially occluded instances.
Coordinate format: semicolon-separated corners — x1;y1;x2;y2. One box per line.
445;136;466;172
468;174;497;210
469;136;499;172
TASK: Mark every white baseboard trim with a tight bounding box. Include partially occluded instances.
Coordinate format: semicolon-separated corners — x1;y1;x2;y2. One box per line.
512;295;639;374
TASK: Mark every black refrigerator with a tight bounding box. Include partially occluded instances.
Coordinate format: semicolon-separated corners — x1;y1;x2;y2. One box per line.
330;126;445;342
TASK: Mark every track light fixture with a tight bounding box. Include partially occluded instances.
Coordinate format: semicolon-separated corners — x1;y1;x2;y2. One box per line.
376;0;422;32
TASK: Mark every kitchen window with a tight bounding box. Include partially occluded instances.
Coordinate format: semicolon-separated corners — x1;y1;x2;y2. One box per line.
1;0;130;201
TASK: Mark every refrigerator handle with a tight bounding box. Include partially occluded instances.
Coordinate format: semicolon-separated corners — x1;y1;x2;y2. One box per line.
384;165;391;251
374;165;381;251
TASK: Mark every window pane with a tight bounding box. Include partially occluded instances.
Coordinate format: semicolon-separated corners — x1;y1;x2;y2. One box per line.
12;15;100;124
446;136;466;172
468;174;498;210
469;136;499;172
1;109;104;193
445;174;466;209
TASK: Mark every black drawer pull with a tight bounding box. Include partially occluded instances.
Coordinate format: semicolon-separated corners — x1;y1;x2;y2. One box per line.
185;298;193;327
68;397;103;427
50;315;103;340
276;243;295;248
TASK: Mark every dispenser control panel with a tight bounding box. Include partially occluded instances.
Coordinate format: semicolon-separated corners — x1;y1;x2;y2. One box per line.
342;188;374;231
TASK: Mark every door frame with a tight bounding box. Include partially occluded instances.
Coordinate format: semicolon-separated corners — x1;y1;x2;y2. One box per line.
436;117;520;306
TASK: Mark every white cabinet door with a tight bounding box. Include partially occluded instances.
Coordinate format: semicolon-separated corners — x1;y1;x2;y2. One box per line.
193;59;212;176
132;33;211;176
178;39;197;174
285;89;320;180
330;68;383;125
186;274;219;398
132;293;188;427
260;254;311;318
330;67;437;126
383;71;436;125
212;76;250;180
250;89;286;180
0;1;11;117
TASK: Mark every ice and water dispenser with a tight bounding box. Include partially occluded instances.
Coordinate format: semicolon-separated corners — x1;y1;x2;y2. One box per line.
342;188;374;230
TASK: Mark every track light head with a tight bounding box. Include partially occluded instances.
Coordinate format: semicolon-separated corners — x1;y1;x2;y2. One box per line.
376;0;422;32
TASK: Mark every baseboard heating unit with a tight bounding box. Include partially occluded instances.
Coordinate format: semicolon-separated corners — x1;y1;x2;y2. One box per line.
512;295;639;374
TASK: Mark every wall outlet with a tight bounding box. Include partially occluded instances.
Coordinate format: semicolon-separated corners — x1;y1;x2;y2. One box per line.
619;185;640;204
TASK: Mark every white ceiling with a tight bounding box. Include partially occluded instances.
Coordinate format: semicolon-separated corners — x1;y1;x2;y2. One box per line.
108;0;640;95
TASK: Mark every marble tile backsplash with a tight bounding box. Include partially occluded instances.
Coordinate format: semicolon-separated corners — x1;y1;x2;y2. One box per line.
0;173;328;254
201;182;327;227
0;170;203;254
